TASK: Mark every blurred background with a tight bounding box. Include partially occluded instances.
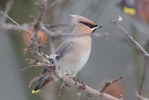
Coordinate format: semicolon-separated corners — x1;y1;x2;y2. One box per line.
0;0;149;100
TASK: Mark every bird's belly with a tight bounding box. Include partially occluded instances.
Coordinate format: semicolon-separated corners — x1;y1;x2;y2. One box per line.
57;50;90;77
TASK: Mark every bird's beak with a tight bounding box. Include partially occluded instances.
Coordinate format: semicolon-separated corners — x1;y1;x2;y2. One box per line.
93;25;102;30
97;25;102;29
91;25;102;33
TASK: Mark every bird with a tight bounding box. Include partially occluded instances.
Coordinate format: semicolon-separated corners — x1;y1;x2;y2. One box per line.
116;0;136;15
32;15;102;93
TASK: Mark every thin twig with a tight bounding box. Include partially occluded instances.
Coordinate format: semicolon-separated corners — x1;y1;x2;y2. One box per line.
28;0;50;64
100;75;124;92
85;94;90;100
28;72;50;88
37;0;47;23
136;92;149;100
77;91;81;100
1;23;30;31
40;24;53;36
22;64;46;71
23;48;30;55
59;81;67;96
138;55;147;98
138;42;149;96
22;61;51;71
28;59;38;65
111;19;149;57
45;24;69;28
118;93;123;100
1;0;14;23
1;11;31;35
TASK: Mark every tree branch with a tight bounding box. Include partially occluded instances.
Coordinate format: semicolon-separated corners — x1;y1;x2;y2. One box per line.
1;11;31;35
53;66;121;100
0;0;14;23
111;19;149;57
0;23;30;31
138;55;148;100
100;75;124;92
136;92;149;100
111;18;149;100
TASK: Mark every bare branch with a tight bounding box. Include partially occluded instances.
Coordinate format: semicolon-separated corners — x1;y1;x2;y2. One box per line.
136;92;149;100
25;59;38;65
37;0;47;22
58;81;67;96
45;24;69;28
111;18;149;100
21;62;49;71
138;55;147;98
40;24;53;36
77;91;81;100
1;0;14;23
100;75;124;92
111;19;149;57
28;0;50;64
49;64;120;100
137;41;149;98
1;11;31;35
0;23;30;31
85;94;90;100
23;48;30;55
28;72;50;88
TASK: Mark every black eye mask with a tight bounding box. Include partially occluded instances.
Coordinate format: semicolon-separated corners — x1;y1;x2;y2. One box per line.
80;22;97;28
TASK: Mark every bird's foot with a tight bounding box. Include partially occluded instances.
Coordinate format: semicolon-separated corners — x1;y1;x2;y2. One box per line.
72;76;79;86
80;81;86;90
59;80;68;96
72;76;86;90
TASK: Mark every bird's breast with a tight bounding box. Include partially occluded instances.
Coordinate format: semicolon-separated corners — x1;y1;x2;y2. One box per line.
57;37;91;77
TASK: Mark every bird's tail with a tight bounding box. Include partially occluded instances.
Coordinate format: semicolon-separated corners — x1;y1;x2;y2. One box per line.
32;76;53;94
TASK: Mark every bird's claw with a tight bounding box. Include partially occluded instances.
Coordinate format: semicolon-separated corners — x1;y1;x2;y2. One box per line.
80;81;86;89
72;77;86;90
72;77;78;86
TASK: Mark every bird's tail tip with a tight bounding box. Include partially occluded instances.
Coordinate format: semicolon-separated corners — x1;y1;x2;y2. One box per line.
31;89;41;94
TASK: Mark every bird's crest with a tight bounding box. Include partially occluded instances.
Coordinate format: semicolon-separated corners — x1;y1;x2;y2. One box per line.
70;15;96;26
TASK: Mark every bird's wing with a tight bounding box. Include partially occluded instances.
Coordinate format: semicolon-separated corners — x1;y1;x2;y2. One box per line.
54;41;73;58
39;41;73;81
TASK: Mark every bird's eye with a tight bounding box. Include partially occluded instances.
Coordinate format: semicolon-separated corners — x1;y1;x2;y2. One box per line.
80;22;93;28
87;24;92;28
